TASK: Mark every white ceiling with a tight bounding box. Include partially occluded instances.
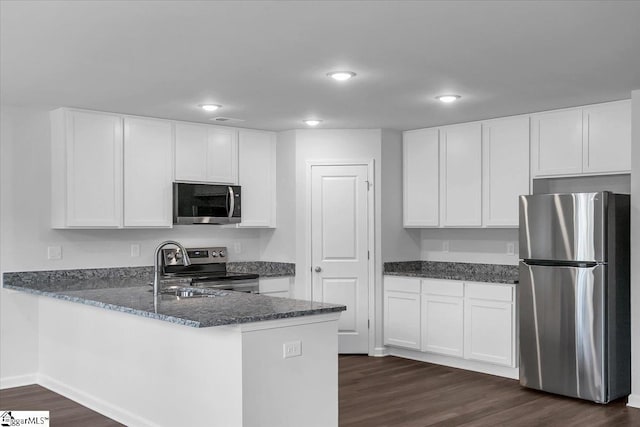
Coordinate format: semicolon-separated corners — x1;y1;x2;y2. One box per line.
2;1;640;131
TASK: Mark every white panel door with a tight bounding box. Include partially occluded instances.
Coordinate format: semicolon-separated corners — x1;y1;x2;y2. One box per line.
65;110;123;227
440;122;482;227
583;100;631;174
238;129;276;227
403;128;439;227
384;291;421;350
482;116;530;227
123;117;173;227
531;108;583;177
174;122;209;182
311;164;370;353
421;294;464;356
464;298;514;367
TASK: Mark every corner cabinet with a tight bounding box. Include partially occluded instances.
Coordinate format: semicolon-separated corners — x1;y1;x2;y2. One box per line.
237;130;277;228
51;109;124;228
174;122;238;184
531;100;631;178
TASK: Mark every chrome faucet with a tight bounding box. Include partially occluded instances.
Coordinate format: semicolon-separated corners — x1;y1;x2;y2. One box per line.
153;240;191;297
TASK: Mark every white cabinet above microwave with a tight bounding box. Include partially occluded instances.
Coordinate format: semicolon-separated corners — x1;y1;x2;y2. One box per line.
174;122;238;185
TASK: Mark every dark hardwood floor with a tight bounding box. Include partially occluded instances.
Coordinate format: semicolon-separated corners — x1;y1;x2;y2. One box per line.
0;384;123;427
339;355;640;427
2;356;639;426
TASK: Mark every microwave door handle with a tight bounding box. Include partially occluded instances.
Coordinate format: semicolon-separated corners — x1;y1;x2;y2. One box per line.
228;186;235;219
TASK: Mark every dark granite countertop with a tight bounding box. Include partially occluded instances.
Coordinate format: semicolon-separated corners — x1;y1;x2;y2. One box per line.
2;268;343;328
227;261;295;278
384;261;518;284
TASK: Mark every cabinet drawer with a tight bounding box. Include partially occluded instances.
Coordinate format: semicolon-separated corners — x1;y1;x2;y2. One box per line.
421;279;464;297
465;282;513;302
259;277;290;293
384;276;421;293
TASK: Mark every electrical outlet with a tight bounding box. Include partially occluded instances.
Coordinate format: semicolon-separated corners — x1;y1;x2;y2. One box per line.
506;242;515;255
442;240;450;252
130;243;141;257
234;242;242;254
283;340;302;359
47;246;62;260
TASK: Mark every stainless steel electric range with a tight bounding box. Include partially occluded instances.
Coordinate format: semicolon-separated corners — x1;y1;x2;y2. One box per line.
161;246;259;293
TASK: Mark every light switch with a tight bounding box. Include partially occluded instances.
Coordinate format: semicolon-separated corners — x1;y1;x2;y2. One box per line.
283;340;302;359
506;242;515;255
442;241;450;252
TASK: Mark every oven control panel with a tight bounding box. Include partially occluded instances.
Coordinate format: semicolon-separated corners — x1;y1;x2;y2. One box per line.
162;246;228;266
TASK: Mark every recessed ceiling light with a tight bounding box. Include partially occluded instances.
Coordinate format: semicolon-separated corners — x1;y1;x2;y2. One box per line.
436;95;461;103
200;104;222;112
303;119;322;126
327;71;356;81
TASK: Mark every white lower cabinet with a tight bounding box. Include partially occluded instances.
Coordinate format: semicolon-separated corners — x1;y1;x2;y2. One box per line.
259;277;291;298
421;279;464;357
383;277;421;350
384;276;517;373
464;282;515;367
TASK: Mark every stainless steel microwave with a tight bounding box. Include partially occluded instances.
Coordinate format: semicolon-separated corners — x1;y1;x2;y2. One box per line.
173;183;241;225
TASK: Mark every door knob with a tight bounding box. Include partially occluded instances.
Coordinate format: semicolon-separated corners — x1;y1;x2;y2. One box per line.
314;267;322;273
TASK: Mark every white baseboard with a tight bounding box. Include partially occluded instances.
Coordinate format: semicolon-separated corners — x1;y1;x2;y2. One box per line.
388;347;519;380
369;346;389;357
0;373;38;389
38;374;158;427
628;394;640;408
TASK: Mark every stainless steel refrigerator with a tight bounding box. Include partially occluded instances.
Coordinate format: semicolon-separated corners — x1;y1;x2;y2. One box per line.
518;191;630;403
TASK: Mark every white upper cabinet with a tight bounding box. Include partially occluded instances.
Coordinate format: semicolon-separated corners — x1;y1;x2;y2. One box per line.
440;122;482;227
531;100;631;178
237;129;277;228
123;117;173;228
531;107;583;177
582;100;631;174
174;123;238;184
403;128;439;227
51;109;123;228
482;116;530;227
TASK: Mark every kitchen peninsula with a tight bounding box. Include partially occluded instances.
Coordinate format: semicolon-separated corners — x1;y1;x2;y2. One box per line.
3;268;345;427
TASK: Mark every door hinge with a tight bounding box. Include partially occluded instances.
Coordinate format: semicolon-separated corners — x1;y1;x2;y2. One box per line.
367;250;370;260
368;319;370;329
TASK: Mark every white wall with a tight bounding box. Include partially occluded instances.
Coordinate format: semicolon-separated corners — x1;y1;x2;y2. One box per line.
420;228;519;265
259;130;296;263
630;89;640;408
380;129;421;262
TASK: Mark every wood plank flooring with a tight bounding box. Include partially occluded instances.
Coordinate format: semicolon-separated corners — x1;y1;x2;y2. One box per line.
2;356;639;426
0;384;123;427
339;355;640;427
